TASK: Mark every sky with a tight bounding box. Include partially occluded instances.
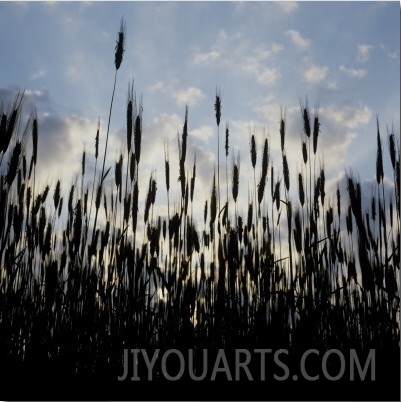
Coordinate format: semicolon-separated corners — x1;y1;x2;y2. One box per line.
0;1;399;225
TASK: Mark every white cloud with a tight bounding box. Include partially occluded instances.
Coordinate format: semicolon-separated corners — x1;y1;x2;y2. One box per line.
31;69;46;80
322;104;372;129
149;81;167;93
379;43;399;60
339;65;367;78
226;42;280;85
144;113;182;146
239;58;280;86
241;57;260;75
172;87;205;107
301;104;372;178
192;50;220;65
357;44;373;63
135;113;220;222
32;112;97;188
272;43;284;53
190;30;281;86
327;81;339;91
253;96;374;188
191;125;214;142
388;50;399;59
276;2;299;13
285;29;311;50
257;67;280;86
149;81;205;107
24;89;49;102
65;52;85;81
0;87;52;120
303;65;328;84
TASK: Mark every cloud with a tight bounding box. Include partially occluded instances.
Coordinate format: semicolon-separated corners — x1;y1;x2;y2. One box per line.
190;31;281;86
285;29;311;50
333;172;396;225
357;44;373;63
257;67;280;86
0;90;98;189
379;43;400;60
276;2;299;14
172;87;205;107
240;56;280;86
303;64;328;84
246;57;281;85
133;112;220;223
387;50;399;59
302;104;372;179
24;89;49;101
321;104;372;130
339;65;367;78
144;113;182;145
192;50;220;65
0;87;51;120
272;43;284;54
28;112;97;189
149;81;166;93
149;81;205;107
253;96;374;187
31;69;47;80
327;81;339;91
191;125;214;142
65;51;85;82
190;30;237;67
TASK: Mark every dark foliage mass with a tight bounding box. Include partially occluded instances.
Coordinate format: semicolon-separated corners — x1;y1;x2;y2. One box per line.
0;21;399;401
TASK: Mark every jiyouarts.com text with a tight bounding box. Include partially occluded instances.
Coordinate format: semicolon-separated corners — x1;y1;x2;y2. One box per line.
117;348;375;381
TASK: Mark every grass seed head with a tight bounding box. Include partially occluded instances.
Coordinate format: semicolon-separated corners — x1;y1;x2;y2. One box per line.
32;116;38;165
388;131;396;170
280;116;285;152
247;202;253;229
81;150;86;178
115;18;126;71
258;175;266;205
164;151;170;193
336;186;341;219
95;119;100;159
282;153;290;192
6;141;22;187
190;158;196;202
261;138;269;181
303;106;311;138
232;164;239;203
134;113;142;165
274;181;281;211
210;173;217;224
376;119;384;184
313;115;320;154
127;82;133;153
214;89;221;127
298;173;305;207
302;141;307;164
130;151;136;182
225;123;229;156
250;134;257;169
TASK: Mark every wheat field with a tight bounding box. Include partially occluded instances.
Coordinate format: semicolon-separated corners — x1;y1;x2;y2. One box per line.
0;19;399;401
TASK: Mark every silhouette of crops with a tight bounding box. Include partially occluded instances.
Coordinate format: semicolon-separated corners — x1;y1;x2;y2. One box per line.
0;20;399;401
